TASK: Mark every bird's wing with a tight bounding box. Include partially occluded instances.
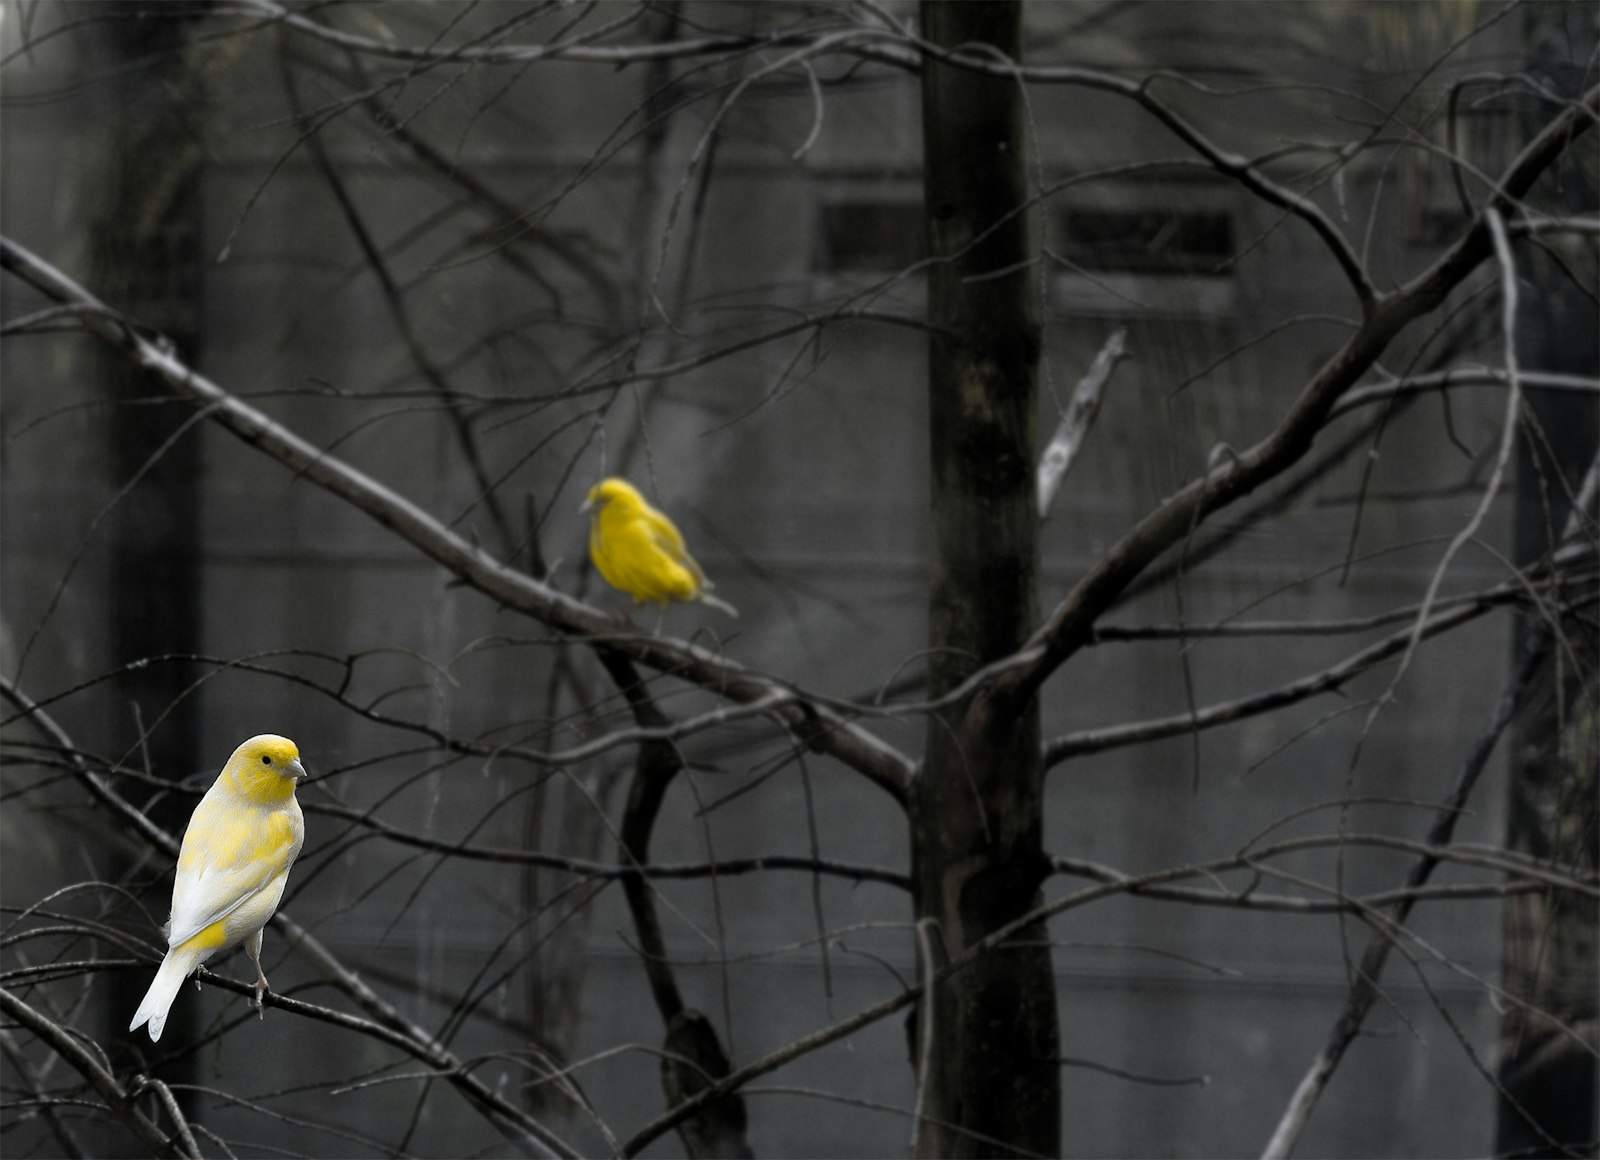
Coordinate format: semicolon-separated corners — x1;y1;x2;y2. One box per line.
166;790;302;949
166;865;271;949
641;508;707;585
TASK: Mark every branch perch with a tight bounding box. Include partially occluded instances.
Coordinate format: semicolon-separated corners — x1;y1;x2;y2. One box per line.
0;235;913;805
0;987;196;1159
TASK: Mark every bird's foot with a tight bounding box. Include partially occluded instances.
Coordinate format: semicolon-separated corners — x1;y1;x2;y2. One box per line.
253;977;269;1020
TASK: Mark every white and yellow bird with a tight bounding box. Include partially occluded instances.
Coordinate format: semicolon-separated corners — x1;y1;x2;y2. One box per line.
129;734;307;1042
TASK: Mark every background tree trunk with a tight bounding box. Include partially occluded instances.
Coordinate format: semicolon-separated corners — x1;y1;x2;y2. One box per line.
91;5;209;1131
1495;9;1599;1155
1495;196;1599;1160
913;3;1059;1155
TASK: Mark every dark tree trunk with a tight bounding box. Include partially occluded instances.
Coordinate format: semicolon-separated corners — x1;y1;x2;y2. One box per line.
1495;10;1600;1157
1495;216;1599;1160
1499;456;1598;1159
90;1;209;1138
913;3;1059;1156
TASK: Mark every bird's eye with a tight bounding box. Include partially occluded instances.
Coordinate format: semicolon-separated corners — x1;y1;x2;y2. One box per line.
261;755;272;766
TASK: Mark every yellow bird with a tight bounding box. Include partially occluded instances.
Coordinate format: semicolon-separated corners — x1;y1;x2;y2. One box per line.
129;734;307;1042
582;477;738;619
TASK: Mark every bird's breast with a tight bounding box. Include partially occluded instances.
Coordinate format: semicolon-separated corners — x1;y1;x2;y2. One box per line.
179;802;303;873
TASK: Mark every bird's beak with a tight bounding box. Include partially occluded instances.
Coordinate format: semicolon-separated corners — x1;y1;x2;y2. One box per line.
580;496;595;513
285;757;307;782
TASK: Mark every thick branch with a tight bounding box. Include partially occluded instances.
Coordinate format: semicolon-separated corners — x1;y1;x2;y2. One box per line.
996;84;1600;711
0;987;193;1159
0;236;912;804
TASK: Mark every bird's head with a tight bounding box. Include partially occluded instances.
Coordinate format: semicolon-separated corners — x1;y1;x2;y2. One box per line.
581;477;643;514
224;734;306;803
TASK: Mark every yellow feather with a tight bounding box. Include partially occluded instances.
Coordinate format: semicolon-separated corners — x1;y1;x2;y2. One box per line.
583;477;738;617
178;919;230;955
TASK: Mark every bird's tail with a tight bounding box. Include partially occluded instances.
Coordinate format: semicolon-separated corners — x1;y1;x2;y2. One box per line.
698;591;739;618
129;948;199;1042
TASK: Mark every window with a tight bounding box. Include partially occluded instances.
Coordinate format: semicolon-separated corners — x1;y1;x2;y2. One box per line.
812;197;925;274
1051;195;1238;317
1063;207;1235;275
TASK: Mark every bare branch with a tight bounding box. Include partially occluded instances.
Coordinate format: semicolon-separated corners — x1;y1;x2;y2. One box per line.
1259;209;1595;1156
1259;639;1550;1159
0;1027;86;1158
1051;856;1554;914
996;84;1600;711
1091;567;1588;643
0;986;194;1159
231;0;879;66
618;820;1596;1157
1331;368;1599;420
288;57;516;551
126;1075;202;1160
872;38;1383;304
0;235;914;804
1044;582;1557;767
0;678;582;1159
908;917;942;1159
309;795;911;887
1512;214;1600;237
1037;328;1127;517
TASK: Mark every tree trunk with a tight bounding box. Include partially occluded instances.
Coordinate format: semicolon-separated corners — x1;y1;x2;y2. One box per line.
1495;9;1600;1154
913;4;1059;1156
1495;210;1599;1160
91;5;208;1116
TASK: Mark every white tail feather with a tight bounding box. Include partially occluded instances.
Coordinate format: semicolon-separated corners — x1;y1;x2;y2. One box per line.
698;592;739;618
129;949;197;1042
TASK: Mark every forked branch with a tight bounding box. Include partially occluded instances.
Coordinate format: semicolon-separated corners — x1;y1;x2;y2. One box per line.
997;84;1599;712
0;236;913;805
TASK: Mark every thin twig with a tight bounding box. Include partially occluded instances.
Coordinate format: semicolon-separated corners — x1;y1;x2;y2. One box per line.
1259;639;1549;1159
908;918;940;1158
1046;591;1517;766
